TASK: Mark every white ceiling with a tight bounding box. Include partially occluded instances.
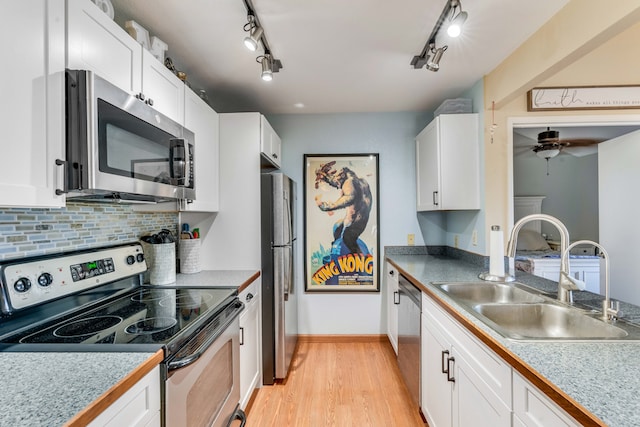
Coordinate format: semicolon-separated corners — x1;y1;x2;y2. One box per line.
111;0;568;114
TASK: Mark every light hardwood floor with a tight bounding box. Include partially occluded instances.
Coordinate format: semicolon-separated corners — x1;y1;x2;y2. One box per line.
245;339;426;426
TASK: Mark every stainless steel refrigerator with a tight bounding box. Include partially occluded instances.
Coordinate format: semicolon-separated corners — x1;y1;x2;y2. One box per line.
261;172;298;384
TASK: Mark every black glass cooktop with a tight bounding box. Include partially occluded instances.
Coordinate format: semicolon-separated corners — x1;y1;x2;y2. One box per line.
0;286;237;355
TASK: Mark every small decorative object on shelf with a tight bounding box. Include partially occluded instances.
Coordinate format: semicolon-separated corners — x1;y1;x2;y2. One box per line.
165;57;191;87
124;20;168;62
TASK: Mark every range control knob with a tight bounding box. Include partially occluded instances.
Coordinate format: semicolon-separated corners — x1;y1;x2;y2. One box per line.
14;278;32;293
37;273;53;287
126;255;135;265
136;253;145;263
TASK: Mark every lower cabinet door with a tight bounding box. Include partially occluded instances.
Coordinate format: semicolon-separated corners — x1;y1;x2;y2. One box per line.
421;313;453;427
239;288;261;409
88;366;160;427
513;372;581;427
453;350;511;427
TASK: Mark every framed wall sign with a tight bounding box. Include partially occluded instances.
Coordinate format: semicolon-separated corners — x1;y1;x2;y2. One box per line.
527;85;640;111
303;154;380;292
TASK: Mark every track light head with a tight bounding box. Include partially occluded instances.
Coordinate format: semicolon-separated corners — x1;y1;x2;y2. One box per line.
244;25;263;51
257;55;273;81
447;10;467;37
426;45;447;71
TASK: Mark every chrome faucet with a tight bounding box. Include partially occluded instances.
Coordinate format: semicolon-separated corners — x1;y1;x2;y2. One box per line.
506;214;580;303
562;240;620;321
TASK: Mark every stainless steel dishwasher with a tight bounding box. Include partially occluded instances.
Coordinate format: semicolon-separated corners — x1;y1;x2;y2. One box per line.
397;274;421;406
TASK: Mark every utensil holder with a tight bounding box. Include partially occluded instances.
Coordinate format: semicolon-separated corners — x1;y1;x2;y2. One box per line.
179;239;201;274
142;241;176;285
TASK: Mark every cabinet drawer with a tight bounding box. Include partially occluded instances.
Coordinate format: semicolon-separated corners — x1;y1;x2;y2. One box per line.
422;292;512;406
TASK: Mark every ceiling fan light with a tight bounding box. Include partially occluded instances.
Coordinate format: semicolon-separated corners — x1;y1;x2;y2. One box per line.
447;11;467;37
536;148;560;159
243;26;263;51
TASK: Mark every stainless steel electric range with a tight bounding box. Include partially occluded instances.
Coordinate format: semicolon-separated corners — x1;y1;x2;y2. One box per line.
0;243;246;427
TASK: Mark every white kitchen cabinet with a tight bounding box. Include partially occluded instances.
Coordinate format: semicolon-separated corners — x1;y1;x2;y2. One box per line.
67;0;142;95
260;115;282;168
416;114;480;211
421;292;511;427
385;261;399;354
182;88;219;212
67;0;185;124
513;371;581;427
0;0;66;208
141;49;185;124
239;279;262;409
88;366;161;427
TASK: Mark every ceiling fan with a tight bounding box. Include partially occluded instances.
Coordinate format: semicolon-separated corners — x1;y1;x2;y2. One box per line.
531;127;604;159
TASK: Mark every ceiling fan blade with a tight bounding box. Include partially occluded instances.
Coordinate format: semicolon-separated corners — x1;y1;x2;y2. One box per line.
562;145;598;157
561;138;605;147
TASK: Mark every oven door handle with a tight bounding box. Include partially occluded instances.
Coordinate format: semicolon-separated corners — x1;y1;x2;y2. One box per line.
167;301;244;371
226;405;247;427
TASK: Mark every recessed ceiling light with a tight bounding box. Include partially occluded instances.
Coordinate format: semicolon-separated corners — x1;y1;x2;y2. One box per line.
294;103;305;108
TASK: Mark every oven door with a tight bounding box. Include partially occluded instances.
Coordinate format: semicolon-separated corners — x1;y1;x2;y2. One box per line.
65;69;195;201
164;303;244;427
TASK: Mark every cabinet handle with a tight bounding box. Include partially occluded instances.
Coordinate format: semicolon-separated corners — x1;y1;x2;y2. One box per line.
433;191;439;206
135;92;145;101
447;356;455;383
55;159;67;195
245;292;254;302
239;327;244;346
441;350;450;374
389;270;395;276
146;98;154;106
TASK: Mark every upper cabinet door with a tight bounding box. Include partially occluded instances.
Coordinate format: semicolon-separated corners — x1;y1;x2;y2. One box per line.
183;89;219;212
260;116;282;168
67;0;142;94
0;0;66;208
416;114;480;211
141;49;185;125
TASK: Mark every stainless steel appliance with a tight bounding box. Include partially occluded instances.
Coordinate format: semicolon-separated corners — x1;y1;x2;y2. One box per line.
0;243;244;427
397;274;421;406
62;69;195;203
261;172;298;384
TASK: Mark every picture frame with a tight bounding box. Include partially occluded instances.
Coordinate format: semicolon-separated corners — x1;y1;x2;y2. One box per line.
527;85;640;111
303;154;380;292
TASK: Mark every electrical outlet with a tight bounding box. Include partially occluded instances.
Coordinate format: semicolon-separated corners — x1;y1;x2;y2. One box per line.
472;229;478;246
407;234;415;246
454;234;459;248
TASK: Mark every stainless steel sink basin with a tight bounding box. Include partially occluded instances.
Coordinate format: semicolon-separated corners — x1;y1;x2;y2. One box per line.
433;281;639;341
435;282;545;304
474;303;628;339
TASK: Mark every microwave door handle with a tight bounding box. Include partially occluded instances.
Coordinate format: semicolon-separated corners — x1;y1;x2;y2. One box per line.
169;138;186;185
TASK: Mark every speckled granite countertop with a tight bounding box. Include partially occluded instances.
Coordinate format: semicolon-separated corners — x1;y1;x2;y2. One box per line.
0;351;160;427
386;249;640;427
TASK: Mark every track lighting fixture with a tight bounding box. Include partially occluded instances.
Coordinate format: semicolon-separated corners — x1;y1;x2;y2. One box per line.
241;0;283;81
411;0;468;71
243;15;263;51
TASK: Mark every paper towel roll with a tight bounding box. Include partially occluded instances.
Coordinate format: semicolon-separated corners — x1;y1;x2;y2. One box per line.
489;226;505;277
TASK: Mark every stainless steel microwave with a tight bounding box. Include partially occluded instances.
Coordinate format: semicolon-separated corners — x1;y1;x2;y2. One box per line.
62;69;195;203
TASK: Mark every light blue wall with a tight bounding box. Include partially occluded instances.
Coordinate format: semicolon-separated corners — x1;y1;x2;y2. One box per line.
267;111;431;334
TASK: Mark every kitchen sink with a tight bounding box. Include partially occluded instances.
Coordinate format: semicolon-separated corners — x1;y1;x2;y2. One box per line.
433;281;640;341
435;282;545;305
474;303;628;339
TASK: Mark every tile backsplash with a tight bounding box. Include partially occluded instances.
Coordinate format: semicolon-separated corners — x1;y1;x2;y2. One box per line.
0;202;178;260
